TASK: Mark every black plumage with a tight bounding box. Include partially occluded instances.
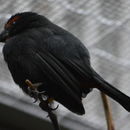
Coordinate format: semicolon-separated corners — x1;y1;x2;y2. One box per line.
0;12;130;115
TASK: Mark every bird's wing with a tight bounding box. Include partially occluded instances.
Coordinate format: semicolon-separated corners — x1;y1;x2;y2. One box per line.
34;49;82;97
5;32;92;114
15;46;86;114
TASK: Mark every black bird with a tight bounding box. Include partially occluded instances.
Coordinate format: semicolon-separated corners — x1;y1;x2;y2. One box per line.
0;12;130;115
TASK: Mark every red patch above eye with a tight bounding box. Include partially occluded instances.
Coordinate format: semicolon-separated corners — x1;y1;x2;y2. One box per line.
5;15;20;29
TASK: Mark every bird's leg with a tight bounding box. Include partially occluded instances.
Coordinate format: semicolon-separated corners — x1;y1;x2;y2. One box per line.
25;79;58;110
25;79;45;102
39;95;59;112
25;79;60;130
101;92;115;130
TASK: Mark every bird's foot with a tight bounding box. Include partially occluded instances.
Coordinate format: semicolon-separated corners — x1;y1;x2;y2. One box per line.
25;79;58;113
25;79;45;103
39;97;58;113
46;97;59;111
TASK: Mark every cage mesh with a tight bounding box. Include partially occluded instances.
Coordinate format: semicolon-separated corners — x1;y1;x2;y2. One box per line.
0;0;130;130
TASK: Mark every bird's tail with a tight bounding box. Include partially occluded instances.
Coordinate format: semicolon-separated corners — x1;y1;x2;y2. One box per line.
93;70;130;112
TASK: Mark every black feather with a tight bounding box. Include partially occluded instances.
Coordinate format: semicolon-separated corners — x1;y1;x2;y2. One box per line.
93;70;130;112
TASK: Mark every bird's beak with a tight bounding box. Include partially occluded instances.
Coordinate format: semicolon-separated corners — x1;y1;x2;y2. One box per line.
0;30;9;42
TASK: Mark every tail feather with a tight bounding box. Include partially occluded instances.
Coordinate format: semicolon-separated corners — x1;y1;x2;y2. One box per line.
93;71;130;112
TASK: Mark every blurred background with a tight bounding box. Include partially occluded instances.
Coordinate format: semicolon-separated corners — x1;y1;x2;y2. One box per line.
0;0;130;130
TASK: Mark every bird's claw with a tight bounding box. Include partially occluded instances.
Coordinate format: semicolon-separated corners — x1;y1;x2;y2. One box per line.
32;91;46;103
50;104;59;111
39;99;58;113
33;97;38;103
25;79;45;103
27;86;44;98
46;105;59;117
25;79;58;113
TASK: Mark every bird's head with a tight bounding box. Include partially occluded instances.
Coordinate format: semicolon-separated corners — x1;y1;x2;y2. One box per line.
0;12;47;42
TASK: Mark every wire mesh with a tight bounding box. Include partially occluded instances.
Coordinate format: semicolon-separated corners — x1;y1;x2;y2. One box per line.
0;0;130;130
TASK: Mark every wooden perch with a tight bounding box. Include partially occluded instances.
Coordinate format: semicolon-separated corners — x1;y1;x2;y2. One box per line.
101;92;115;130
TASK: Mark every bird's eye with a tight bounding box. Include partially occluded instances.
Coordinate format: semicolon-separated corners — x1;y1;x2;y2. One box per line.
12;21;16;25
5;15;20;29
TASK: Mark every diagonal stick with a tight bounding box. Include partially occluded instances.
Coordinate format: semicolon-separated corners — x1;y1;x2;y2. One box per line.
101;92;115;130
